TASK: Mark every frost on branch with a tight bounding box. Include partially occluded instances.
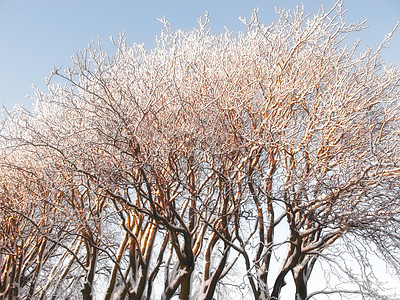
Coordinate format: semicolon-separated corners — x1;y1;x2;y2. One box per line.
1;1;400;299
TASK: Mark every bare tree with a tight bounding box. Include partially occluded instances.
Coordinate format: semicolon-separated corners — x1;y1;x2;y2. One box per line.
1;1;400;299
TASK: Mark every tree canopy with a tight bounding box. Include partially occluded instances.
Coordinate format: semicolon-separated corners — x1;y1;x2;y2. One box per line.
1;2;400;299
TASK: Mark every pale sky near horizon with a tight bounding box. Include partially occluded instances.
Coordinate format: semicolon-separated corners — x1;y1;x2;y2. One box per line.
0;0;399;109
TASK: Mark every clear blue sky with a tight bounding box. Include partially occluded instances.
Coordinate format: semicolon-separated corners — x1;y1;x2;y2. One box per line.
1;0;399;109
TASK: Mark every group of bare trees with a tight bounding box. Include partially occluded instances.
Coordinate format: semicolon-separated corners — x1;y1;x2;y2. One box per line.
1;2;400;299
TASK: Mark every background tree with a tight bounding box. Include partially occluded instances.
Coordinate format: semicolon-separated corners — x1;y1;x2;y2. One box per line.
1;1;400;299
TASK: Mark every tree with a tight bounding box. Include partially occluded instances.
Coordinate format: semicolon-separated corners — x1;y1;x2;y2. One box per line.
1;1;400;299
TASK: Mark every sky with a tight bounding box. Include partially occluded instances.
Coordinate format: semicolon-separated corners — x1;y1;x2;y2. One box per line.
0;0;399;110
